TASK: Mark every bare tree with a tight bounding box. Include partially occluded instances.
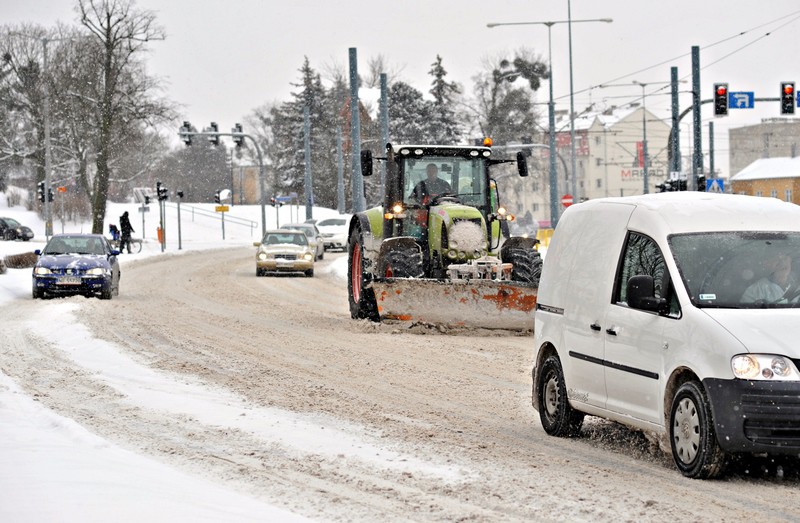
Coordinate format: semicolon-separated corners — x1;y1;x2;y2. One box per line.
78;0;169;233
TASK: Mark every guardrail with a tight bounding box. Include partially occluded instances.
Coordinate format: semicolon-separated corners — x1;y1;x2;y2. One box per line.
165;202;259;236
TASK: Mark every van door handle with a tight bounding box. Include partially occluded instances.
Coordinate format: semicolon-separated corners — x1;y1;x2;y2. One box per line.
590;323;602;331
605;327;618;336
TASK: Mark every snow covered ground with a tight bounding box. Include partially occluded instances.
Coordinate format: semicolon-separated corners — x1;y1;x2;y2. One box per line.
0;195;346;522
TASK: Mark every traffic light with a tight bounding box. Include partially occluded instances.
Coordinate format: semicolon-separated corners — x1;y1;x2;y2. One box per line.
177;190;184;199
713;83;728;116
232;123;244;147
144;195;150;205
214;191;221;204
47;187;54;202
156;181;168;201
180;121;193;146
780;81;795;115
208;122;219;146
36;181;45;202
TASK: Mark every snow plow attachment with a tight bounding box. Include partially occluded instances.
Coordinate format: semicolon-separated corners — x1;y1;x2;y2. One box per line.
371;278;537;330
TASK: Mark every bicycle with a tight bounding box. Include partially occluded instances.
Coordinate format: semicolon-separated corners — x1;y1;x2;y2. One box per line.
109;237;143;253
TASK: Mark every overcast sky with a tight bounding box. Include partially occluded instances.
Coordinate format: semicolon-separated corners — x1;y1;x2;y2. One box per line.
3;0;800;176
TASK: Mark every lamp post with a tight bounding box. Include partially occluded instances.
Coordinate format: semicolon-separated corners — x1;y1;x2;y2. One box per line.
12;35;71;237
487;15;611;226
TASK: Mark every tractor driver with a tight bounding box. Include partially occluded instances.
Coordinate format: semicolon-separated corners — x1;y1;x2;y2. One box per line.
410;163;451;204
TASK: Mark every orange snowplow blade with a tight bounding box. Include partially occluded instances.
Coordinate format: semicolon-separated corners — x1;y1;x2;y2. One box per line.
371;278;537;330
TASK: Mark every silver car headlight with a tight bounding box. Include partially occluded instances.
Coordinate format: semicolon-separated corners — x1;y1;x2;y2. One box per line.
257;251;268;261
731;354;800;381
34;267;51;275
302;253;313;261
87;267;109;276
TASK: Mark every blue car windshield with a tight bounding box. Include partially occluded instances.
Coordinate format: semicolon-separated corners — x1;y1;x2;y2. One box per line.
45;237;106;255
669;231;800;309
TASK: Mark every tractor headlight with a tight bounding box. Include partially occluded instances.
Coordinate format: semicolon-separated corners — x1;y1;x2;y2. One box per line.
731;354;800;381
384;202;406;220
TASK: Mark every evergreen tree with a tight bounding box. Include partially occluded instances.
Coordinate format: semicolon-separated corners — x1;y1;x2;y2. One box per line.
388;81;437;144
428;55;462;144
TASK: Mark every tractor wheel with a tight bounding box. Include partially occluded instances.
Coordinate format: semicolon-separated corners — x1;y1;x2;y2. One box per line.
381;244;424;279
503;247;543;285
347;227;379;321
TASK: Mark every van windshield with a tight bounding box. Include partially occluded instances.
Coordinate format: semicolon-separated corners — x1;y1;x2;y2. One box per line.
669;232;800;309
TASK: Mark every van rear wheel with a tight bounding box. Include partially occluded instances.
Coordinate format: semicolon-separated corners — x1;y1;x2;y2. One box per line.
670;381;727;479
538;355;584;437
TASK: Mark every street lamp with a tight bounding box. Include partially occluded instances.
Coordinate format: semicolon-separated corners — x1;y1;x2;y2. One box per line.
487;15;612;226
12;34;72;237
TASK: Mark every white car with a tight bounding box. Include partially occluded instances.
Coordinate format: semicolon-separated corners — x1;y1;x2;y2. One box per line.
316;216;350;251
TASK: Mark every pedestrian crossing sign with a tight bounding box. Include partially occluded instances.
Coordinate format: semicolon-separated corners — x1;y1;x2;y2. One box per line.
706;179;724;193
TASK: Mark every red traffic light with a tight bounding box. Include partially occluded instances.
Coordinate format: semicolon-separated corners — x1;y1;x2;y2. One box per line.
716;85;727;96
780;81;795;115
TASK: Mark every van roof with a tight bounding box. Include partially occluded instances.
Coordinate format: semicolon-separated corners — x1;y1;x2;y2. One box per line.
572;192;800;235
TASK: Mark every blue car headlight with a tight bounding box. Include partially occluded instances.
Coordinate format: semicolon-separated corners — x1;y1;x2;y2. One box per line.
34;267;51;275
86;267;110;276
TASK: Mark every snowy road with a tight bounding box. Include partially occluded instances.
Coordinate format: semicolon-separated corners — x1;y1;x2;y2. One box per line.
3;247;799;521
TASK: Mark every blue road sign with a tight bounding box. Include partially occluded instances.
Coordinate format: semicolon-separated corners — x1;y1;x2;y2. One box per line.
706;179;725;193
729;92;754;109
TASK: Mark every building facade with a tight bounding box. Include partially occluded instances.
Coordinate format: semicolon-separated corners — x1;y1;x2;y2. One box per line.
497;104;672;227
730;157;800;205
729;119;800;177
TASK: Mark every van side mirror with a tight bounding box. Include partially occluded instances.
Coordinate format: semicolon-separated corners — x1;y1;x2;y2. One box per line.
627;275;667;312
516;151;529;177
360;150;373;177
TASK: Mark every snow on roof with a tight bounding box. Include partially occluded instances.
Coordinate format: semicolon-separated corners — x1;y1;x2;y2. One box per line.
555;105;640;132
730;156;800;181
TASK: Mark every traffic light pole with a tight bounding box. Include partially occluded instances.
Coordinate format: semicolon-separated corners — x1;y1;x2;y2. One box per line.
178;127;268;238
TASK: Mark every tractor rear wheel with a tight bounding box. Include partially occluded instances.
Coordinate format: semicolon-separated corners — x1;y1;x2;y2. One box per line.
348;227;379;321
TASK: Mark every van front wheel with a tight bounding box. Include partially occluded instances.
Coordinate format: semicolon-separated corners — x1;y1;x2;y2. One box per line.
538;355;584;437
670;381;727;479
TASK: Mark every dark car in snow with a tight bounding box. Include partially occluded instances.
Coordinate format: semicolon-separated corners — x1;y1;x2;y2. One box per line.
32;234;120;300
0;216;35;241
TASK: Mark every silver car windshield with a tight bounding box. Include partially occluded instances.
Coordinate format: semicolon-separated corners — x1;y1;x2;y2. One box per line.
669;232;800;309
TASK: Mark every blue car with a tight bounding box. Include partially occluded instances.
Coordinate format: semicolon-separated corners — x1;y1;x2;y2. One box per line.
32;234;121;300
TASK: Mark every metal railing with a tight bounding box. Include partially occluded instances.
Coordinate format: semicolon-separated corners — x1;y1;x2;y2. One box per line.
165;202;259;236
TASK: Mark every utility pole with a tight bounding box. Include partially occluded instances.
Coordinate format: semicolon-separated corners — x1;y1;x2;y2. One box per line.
349;48;365;212
303;105;313;220
691;45;702;191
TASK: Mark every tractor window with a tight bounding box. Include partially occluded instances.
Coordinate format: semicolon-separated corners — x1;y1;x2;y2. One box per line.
403;156;487;206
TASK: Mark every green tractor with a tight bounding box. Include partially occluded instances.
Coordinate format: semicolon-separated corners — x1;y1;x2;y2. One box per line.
347;141;542;330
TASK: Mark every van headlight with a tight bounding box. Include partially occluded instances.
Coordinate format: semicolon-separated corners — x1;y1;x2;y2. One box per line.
731;354;800;380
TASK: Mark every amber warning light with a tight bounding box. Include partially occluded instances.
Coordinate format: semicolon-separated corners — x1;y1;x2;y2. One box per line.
483;137;493;147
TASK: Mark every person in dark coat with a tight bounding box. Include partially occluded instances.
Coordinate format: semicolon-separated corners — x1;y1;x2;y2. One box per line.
119;211;135;254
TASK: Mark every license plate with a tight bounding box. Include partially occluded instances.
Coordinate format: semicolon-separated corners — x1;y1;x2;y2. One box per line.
57;276;82;285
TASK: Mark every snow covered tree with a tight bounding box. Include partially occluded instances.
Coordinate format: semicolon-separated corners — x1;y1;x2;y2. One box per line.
388;81;437;144
468;49;548;146
78;0;172;234
428;55;462;145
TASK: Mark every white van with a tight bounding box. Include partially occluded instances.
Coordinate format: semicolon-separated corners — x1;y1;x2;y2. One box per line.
532;192;800;479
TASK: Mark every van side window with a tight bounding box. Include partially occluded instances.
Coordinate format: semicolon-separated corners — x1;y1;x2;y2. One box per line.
616;232;680;316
